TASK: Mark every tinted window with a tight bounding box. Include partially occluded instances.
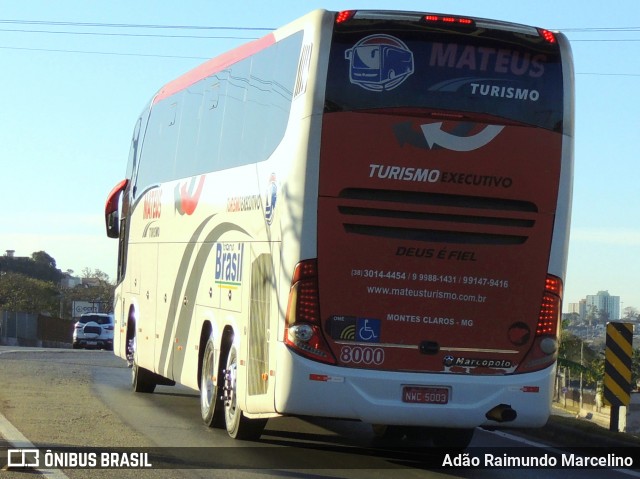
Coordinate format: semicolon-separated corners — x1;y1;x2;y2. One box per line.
326;24;563;131
135;31;303;194
79;315;113;325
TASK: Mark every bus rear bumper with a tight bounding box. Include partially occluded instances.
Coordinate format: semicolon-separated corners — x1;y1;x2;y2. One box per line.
274;347;555;429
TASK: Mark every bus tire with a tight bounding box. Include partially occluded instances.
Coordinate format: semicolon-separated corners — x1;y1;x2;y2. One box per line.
223;345;267;440
200;337;223;427
131;335;156;393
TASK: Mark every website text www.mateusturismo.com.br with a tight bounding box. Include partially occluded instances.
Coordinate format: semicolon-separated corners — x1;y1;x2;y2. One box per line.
366;284;487;303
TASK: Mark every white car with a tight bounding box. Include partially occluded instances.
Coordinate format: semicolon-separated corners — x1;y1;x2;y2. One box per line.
72;313;114;350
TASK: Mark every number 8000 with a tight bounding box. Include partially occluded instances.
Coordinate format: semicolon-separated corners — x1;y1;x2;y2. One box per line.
340;346;385;365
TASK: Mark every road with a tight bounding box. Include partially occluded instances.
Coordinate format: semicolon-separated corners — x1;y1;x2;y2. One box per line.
0;346;638;478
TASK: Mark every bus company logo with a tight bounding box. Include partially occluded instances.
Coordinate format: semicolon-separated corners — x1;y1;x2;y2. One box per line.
143;188;162;220
443;355;513;368
428;43;546;78
394;121;505;153
345;35;414;92
264;174;277;225
215;242;244;287
470;82;540;102
175;175;205;216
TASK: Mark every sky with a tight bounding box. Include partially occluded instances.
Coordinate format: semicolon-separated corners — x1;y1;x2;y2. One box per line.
0;0;638;313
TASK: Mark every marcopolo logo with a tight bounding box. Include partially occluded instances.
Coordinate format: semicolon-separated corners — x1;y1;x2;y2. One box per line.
345;34;414;92
444;356;513;369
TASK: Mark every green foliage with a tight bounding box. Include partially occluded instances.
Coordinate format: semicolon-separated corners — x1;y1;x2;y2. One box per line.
633;348;640;387
0;271;60;315
558;332;602;385
0;251;114;318
559;332;640;391
60;268;114;318
0;251;62;282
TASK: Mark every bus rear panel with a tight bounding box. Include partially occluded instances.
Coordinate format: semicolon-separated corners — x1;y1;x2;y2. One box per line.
278;10;572;429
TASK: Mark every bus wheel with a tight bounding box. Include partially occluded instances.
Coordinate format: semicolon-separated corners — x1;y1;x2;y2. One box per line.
200;338;223;427
131;335;156;393
222;345;267;440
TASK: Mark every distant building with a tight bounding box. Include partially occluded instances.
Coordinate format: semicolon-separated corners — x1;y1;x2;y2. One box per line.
566;299;587;319
585;290;620;321
60;275;82;288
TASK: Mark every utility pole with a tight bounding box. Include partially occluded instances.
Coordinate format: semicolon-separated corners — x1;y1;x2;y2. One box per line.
579;340;584;410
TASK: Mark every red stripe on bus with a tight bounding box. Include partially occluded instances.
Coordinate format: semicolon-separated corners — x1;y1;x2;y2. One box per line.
153;33;276;105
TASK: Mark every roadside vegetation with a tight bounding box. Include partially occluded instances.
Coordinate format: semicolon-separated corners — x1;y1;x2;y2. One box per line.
0;250;113;319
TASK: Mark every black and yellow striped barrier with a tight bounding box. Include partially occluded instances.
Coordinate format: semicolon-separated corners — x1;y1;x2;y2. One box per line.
603;321;633;431
604;321;633;407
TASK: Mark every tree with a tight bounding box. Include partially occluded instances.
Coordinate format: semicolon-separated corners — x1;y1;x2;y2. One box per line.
60;269;114;318
563;312;581;327
585;305;598;327
558;332;601;385
632;348;640;390
0;272;59;315
32;251;57;269
0;253;115;319
623;307;639;321
597;309;610;325
0;250;62;283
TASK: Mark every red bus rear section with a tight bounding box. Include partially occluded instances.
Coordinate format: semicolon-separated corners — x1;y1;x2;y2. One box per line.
280;11;571;432
318;112;562;375
312;11;567;379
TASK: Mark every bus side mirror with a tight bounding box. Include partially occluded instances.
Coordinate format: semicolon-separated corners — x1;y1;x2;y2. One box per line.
105;179;129;238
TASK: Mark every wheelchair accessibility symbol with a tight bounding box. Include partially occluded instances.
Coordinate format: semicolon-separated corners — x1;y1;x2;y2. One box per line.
356;319;381;343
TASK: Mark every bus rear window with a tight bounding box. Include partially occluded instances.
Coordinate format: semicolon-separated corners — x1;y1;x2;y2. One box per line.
326;24;564;131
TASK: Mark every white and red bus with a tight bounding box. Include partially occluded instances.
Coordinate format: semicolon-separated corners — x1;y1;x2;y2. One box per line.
105;9;574;447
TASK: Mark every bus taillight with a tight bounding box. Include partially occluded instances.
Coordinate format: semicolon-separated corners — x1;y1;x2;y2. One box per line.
285;259;336;364
335;10;356;24
423;15;474;27
537;276;562;335
516;275;563;373
538;28;557;44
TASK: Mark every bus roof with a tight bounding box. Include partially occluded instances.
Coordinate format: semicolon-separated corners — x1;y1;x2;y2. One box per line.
152;33;276;105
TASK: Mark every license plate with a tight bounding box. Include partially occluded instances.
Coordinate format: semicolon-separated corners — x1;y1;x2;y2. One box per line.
402;386;449;404
86;341;97;346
